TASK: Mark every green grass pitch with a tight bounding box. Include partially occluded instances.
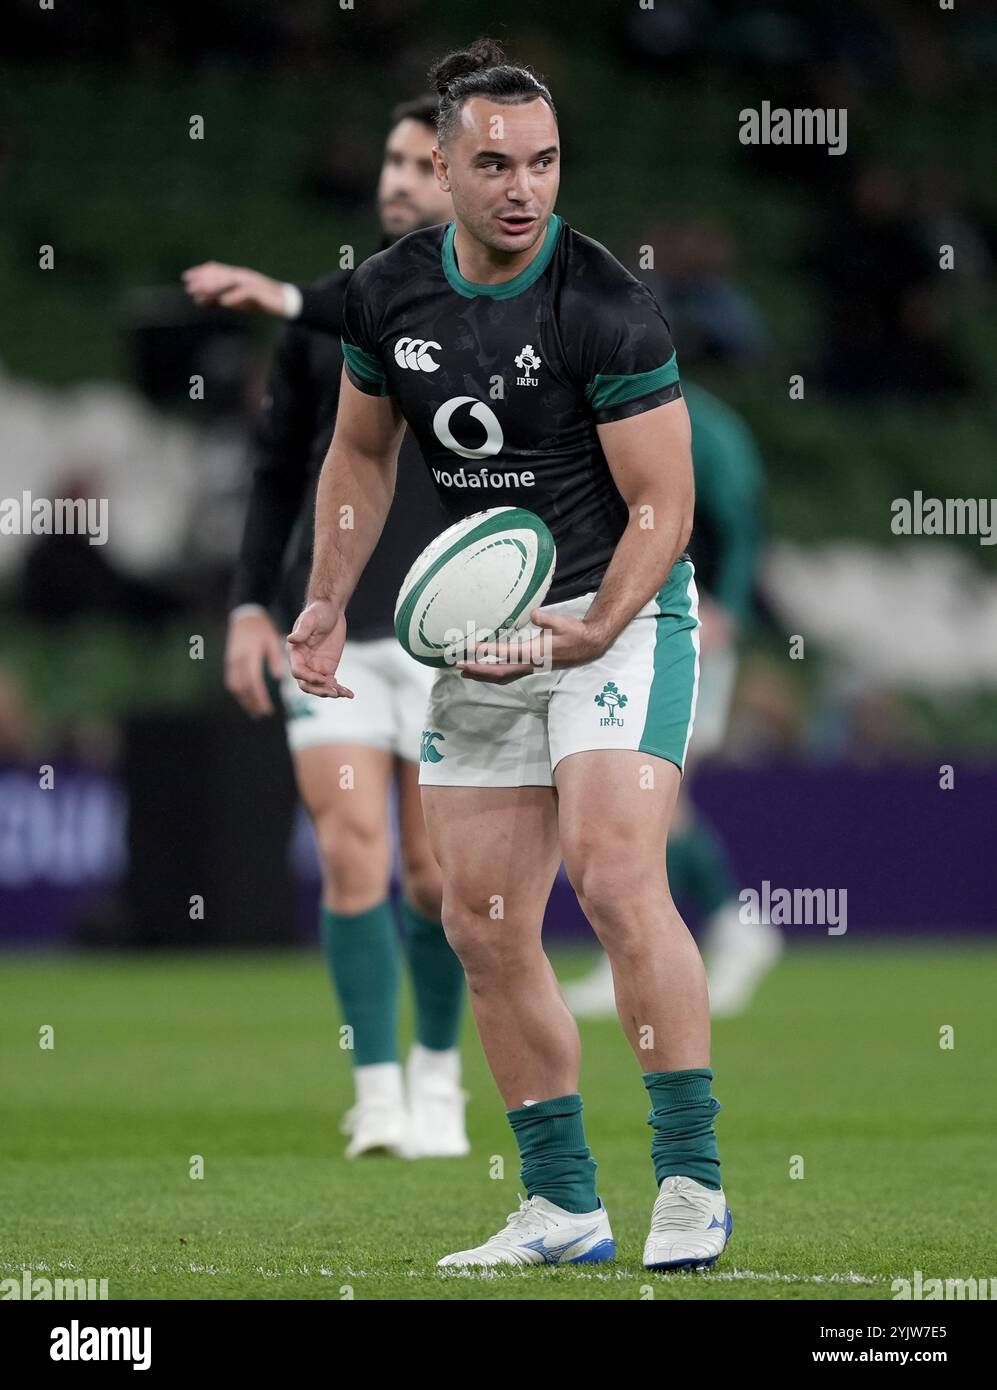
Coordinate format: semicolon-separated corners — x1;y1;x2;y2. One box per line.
2;941;994;1301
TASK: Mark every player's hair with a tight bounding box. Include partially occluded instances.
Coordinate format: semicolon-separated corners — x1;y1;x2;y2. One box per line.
388;94;439;132
429;37;556;144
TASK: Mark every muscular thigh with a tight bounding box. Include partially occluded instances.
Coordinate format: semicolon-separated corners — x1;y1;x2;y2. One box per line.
421;784;560;923
293;742;393;869
555;749;680;895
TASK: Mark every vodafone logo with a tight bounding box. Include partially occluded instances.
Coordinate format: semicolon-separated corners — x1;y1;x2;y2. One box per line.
432;396;504;460
393;337;441;372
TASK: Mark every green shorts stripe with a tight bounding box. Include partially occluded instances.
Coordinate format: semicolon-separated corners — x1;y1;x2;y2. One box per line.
638;561;701;771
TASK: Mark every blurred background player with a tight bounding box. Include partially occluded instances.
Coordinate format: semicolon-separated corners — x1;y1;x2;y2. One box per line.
182;97;468;1159
565;379;783;1019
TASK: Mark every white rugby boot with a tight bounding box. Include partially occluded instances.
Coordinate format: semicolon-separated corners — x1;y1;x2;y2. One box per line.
703;900;783;1017
403;1043;470;1158
643;1175;733;1270
340;1062;407;1159
437;1194;616;1268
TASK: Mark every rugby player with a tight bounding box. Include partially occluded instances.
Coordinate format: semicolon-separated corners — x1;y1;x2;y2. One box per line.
289;40;733;1269
183;98;469;1161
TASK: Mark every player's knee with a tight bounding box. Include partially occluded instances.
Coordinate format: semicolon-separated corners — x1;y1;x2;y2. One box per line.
313;815;389;908
438;900;484;966
566;849;659;937
439;899;526;979
563;839;623;906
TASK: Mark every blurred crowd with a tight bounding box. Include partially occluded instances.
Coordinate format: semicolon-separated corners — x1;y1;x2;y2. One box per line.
2;0;996;775
7;1;997;90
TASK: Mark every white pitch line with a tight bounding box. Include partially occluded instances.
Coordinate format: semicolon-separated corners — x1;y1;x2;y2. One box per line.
0;1260;890;1285
434;1266;888;1284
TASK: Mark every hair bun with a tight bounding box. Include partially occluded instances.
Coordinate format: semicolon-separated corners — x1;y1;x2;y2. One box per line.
430;37;506;96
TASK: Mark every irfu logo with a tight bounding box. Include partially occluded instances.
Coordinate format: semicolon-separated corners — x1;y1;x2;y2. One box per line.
515;344;541;387
594;681;628;727
420;730;445;763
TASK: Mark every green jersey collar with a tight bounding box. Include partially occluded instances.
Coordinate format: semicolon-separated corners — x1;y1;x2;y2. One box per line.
442;214;563;300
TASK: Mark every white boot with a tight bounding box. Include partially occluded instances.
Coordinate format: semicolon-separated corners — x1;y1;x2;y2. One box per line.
340;1062;407;1158
404;1043;470;1158
643;1175;732;1270
438;1194;615;1267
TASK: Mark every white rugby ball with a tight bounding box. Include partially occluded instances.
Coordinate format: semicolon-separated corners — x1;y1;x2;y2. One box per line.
394;507;556;668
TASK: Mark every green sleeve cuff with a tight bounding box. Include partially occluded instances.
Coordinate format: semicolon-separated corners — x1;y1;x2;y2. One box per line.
341;338;389;394
586;351;680;410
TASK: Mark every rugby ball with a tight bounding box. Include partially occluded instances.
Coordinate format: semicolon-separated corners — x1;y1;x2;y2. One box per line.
394;507;556;668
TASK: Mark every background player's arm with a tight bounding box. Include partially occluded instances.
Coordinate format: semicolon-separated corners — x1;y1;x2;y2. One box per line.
183;261;347;330
583;395;695;648
287;371;404;695
225;324;315;717
229;326;315;612
182;260;288;316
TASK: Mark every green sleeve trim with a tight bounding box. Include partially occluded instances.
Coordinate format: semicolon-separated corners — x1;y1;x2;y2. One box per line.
341;338;388;392
586;351;679;409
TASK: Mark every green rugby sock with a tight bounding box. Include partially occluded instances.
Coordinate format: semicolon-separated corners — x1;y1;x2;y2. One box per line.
644;1068;722;1190
320;901;400;1066
667;818;737;917
400;901;465;1052
507;1093;599;1214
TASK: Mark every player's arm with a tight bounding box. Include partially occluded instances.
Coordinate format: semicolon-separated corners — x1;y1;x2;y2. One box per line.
225;325;315;718
183;262;347;331
182;261;289;316
460;400;692;681
583;396;694;646
571;275;694;656
307;372;403;608
287;372;404;697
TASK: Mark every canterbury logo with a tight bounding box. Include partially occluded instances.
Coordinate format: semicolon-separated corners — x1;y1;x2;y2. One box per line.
420;730;445;764
393;337;441;372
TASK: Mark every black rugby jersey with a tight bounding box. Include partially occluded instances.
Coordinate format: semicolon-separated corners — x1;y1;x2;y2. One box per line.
340;215;683;605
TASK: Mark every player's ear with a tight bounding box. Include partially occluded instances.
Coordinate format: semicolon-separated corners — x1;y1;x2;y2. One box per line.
432;147;452;191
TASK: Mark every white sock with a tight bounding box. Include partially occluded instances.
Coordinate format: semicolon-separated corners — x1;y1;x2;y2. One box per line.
354;1061;404;1107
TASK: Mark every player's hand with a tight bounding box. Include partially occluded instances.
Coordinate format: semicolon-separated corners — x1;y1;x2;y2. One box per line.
181;261;287;317
224;609;287;718
456;608;608;684
286;601;354;698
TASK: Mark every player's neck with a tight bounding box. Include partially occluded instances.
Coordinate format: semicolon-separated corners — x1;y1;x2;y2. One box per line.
452;218;550;286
